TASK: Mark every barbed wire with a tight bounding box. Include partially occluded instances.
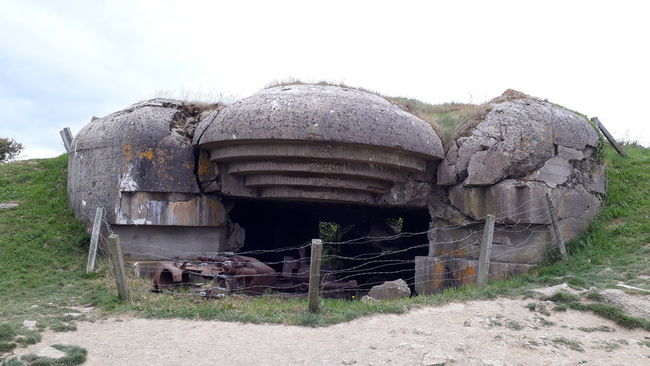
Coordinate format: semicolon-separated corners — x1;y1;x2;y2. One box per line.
91;197;561;300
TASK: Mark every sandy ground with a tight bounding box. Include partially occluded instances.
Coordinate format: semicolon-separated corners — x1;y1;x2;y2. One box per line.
12;299;650;366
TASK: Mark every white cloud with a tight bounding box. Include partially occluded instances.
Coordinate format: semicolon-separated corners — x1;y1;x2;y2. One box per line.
0;0;648;153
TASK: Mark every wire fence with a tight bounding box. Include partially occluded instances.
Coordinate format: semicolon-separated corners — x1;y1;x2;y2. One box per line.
89;195;562;305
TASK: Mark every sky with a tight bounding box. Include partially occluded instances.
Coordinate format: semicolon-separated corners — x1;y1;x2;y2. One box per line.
1;0;648;159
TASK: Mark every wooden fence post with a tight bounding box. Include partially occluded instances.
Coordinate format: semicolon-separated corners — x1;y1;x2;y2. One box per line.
86;207;104;273
108;234;130;301
477;214;495;287
59;127;73;153
545;192;567;259
591;117;627;157
308;239;323;313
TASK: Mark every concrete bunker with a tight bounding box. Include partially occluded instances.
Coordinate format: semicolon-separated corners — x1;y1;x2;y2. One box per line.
67;86;605;295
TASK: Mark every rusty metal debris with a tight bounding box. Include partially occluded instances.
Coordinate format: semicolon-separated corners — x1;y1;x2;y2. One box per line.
152;253;358;298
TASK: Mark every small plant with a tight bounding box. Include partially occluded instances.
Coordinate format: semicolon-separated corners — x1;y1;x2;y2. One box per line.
594;340;621;352
552;337;584;352
15;332;41;345
506;320;523;331
536;317;555;327
585;292;605;301
553;303;568;312
0;324;16;342
0;342;17;353
50;323;76;332
17;344;87;366
577;325;613;333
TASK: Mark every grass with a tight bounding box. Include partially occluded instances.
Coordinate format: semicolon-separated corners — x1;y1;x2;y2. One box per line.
544;292;650;330
2;345;87;366
551;336;585;352
0;145;649;334
0;155;114;360
386;97;482;141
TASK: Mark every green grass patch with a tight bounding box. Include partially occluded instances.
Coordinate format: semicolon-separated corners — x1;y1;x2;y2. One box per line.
49;324;76;333
0;343;16;353
544;292;650;330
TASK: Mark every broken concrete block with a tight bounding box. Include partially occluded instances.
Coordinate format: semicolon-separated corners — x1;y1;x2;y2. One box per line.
557;145;584;161
448;180;551;224
586;165;606;194
368;279;411;300
531;157;572;188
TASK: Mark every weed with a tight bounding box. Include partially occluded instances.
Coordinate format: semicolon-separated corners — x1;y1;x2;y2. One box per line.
536;317;555;327
577;325;614;332
0;325;16;343
506;320;523;331
525;302;536;311
49;324;76;333
553;304;569;312
552;337;585;352
14;333;41;345
487;319;503;328
17;344;86;366
585;292;605;301
543;293;581;303
0;342;16;353
594;340;621;352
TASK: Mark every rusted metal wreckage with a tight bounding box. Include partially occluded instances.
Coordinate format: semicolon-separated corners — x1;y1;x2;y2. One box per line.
152;253;357;297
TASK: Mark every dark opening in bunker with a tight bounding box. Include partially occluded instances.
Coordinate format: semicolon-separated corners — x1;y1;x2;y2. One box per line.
228;198;430;290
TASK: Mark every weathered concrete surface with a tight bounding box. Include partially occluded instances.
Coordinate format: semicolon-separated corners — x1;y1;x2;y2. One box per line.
447;179;551;224
68;99;209;224
114;225;244;260
428;89;605;270
195;85;444;206
68;99;231;259
116;192;227;226
437;90;599;187
195;85;444;157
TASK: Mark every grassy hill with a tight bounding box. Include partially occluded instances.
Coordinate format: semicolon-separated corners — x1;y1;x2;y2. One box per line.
0;146;649;336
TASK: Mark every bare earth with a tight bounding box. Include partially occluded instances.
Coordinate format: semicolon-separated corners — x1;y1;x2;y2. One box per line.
14;299;650;365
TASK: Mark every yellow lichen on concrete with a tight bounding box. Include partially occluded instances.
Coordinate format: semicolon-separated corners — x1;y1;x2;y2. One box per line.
124;143;133;160
138;148;155;160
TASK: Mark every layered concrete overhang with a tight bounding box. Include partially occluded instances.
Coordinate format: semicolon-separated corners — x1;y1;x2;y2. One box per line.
195;85;444;206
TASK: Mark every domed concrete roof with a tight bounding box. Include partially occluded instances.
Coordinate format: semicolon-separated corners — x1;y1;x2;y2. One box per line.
195;85;444;158
192;85;443;205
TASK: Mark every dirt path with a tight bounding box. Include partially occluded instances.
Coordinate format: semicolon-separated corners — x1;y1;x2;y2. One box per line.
13;299;650;365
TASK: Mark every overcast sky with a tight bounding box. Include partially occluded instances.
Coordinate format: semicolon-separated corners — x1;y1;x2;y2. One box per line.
1;0;648;159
